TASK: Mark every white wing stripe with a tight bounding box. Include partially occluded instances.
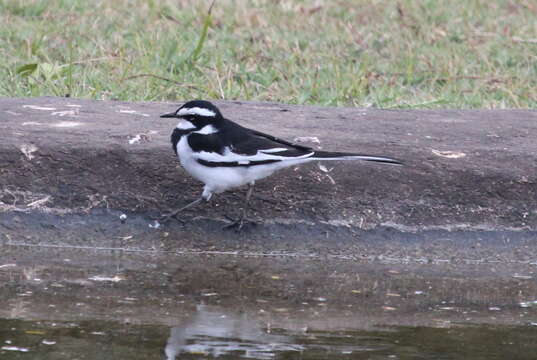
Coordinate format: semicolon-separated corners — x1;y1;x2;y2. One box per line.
259;147;289;153
194;146;314;163
309;155;399;162
351;155;396;162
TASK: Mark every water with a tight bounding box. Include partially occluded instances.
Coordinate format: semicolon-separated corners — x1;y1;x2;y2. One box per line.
2;306;537;359
2;245;537;359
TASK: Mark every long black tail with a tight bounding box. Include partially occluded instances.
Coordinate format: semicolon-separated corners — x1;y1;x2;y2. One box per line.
310;151;403;165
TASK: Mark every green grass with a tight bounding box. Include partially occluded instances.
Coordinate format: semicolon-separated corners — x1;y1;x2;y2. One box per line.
0;0;535;108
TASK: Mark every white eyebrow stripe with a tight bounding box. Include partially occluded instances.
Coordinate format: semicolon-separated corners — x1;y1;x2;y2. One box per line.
193;124;218;135
259;148;289;153
177;107;216;117
176;120;196;130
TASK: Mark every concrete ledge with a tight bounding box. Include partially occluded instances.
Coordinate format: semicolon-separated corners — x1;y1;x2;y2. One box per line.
1;97;536;259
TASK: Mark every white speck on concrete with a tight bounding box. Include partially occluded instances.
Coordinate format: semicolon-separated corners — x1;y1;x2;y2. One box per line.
88;275;123;282
22;122;42;126
23;105;56;111
51;109;78;117
42;340;56;345
513;274;532;279
51;121;82;128
294;136;320;144
128;134;142;144
20;144;38;160
119;214;127;221
149;220;161;229
2;346;30;352
128;134;150;144
118;109;150;117
26;196;51;208
325;174;336;185
431;149;466;159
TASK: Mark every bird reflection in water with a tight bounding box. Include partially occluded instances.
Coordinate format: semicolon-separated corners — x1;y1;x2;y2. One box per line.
164;305;303;359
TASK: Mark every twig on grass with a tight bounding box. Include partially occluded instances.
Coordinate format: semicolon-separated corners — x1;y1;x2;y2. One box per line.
373;71;516;84
71;57;118;65
474;32;537;44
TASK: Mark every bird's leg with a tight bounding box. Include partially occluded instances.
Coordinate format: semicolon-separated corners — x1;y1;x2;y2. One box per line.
159;189;212;224
159;197;202;223
224;183;254;231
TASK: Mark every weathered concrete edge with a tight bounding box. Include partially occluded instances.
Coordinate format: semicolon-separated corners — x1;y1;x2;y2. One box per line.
2;205;537;264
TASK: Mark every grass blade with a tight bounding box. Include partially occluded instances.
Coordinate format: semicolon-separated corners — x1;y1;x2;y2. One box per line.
16;63;38;77
190;0;215;63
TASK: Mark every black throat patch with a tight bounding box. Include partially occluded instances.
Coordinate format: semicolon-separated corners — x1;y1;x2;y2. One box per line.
170;128;192;155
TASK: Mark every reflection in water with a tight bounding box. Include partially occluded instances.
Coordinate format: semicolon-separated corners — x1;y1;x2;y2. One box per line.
2;315;537;359
165;305;302;359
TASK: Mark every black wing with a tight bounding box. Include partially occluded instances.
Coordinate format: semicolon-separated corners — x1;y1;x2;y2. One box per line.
226;122;314;158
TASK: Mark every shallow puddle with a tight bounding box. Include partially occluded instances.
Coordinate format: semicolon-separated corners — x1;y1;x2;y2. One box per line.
2;306;537;359
2;245;537;359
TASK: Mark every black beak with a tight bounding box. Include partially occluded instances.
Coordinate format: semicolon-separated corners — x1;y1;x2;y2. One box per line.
160;112;177;118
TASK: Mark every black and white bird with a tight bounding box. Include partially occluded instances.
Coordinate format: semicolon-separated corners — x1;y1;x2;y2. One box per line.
160;100;402;229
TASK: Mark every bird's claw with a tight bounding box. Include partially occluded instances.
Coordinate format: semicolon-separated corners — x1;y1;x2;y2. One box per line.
222;216;256;231
156;212;185;224
223;219;245;231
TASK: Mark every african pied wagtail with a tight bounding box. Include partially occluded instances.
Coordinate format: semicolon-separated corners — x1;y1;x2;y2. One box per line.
160;100;402;229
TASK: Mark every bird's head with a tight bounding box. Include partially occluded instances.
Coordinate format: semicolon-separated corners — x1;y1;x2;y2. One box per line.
160;100;223;133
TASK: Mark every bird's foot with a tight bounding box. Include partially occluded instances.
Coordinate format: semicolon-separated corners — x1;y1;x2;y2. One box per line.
222;215;256;231
154;212;186;225
153;197;204;225
254;194;278;204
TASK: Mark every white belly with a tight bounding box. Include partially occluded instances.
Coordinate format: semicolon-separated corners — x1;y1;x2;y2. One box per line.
176;136;308;193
